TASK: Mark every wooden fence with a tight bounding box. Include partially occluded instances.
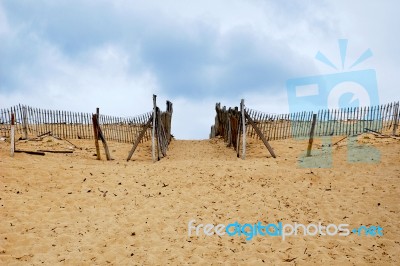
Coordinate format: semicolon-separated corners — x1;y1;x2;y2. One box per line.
210;103;241;148
0;104;153;143
1;97;173;161
1;100;174;144
211;101;400;158
126;95;173;162
245;101;399;140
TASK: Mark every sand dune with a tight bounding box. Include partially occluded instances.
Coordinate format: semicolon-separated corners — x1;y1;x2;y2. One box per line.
0;133;399;265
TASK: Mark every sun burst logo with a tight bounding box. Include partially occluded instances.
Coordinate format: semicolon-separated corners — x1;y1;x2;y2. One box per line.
286;39;379;113
315;39;373;71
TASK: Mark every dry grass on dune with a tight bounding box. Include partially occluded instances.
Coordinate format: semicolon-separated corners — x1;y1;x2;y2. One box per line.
0;133;399;265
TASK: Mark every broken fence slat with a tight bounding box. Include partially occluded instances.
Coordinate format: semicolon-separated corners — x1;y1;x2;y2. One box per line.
332;136;347;146
37;131;52;137
37;150;73;153
15;150;45;156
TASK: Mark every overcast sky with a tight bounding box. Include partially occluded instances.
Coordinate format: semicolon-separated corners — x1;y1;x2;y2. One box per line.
0;0;399;139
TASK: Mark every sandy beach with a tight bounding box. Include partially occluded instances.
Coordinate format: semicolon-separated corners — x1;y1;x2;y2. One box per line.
0;133;399;265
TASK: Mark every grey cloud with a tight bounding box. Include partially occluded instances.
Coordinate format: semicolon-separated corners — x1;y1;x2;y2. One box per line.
1;0;319;100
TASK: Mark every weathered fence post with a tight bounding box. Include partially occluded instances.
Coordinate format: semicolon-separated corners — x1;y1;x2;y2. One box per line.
236;109;241;158
96;120;112;161
166;100;173;142
156;108;161;160
306;113;317;157
10;113;15;157
92;114;101;160
227;111;232;147
215;103;221;136
210;125;215;138
22;105;28;139
96;107;100;140
392;102;399;136
95;107;113;160
152;94;157;162
240;99;246;160
231;107;239;152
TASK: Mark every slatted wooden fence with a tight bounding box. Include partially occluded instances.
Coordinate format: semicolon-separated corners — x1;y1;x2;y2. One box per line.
245;101;399;140
1;97;174;162
0;104;153;144
211;101;400;157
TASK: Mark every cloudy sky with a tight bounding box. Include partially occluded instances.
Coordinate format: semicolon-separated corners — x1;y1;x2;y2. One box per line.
0;0;399;139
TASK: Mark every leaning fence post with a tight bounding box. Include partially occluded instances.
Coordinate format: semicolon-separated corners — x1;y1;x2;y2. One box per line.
245;111;276;158
392;102;399;136
92;114;101;160
93;114;112;161
240;99;246;160
10;113;15;157
306;113;317;157
127;114;153;161
152;94;157;162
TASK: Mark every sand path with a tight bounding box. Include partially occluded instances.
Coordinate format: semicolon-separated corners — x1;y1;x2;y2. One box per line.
0;135;399;264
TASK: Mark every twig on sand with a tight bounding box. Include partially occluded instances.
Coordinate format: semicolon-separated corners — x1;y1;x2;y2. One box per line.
333;136;347;146
98;188;108;197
